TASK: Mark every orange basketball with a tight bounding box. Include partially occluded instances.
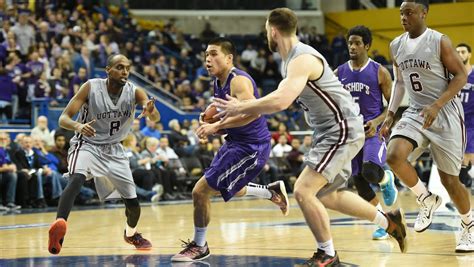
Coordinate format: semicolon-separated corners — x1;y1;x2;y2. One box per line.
201;105;220;124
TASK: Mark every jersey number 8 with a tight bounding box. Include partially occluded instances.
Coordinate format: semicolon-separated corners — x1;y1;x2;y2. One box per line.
110;120;121;136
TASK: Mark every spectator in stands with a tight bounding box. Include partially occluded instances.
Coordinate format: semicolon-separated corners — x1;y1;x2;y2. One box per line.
272;135;292;158
6;51;31;119
195;60;211;82
263;53;281;81
299;135;312;155
141;117;161;140
48;67;68;99
241;43;258;67
69;67;87;98
271;122;293;144
210;137;221;157
31;115;54;147
195;139;214;169
122;134;162;202
2;31;21;55
155;55;169;81
37;47;51;79
11;9;35;56
187;119;200;146
130;118;145;144
287;138;304;176
141;137;180;201
168;119;193;157
331;31;348;67
11;135;47;208
200;22;217;43
251;48;267;82
49;133;68;174
371;49;389;65
35;21;54;50
0;65;16;121
0;21;11;44
73;45;95;78
0;132;20;210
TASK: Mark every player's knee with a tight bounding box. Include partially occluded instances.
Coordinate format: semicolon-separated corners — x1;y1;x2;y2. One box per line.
353;175;376;202
361;162;384;184
386;149;403;169
65;173;86;192
293;185;312;204
439;174;459;190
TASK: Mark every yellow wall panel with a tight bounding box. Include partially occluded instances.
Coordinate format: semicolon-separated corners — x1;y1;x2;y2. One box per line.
325;2;474;62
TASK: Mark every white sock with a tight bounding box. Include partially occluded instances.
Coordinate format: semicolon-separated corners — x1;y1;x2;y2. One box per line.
379;171;389;185
460;210;473;225
125;224;137;237
372;210;389;230
194;227;207;246
318;239;335;257
245;184;272;199
375;203;383;212
410;179;429;198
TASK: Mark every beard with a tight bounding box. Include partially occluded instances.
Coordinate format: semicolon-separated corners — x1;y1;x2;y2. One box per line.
463;59;469;65
268;38;278;53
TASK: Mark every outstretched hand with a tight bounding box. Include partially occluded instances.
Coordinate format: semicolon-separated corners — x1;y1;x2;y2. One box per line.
212;94;241;121
75;119;96;137
137;97;156;119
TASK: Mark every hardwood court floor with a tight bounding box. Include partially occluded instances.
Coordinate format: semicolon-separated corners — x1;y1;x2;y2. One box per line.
0;192;472;266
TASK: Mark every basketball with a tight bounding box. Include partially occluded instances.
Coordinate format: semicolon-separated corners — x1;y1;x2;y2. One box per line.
201;105;220;124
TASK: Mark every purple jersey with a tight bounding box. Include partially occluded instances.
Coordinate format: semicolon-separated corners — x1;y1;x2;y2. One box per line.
337;59;383;123
459;70;474;128
213;67;271;143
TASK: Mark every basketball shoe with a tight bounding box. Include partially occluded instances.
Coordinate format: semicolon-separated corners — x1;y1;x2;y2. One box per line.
48;218;67;254
385;209;407;253
414;192;442;232
171;240;210;262
372;227;389;240
123;230;152;250
380;170;398;206
268;180;290;216
295;249;340;267
456;221;474;253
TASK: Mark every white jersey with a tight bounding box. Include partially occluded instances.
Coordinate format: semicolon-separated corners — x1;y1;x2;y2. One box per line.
71;78;136;145
390;28;460;109
281;42;360;132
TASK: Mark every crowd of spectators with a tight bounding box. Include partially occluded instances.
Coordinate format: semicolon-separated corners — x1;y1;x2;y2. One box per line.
0;114;314;211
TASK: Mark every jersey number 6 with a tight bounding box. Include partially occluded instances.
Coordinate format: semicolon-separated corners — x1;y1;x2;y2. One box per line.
409;73;423;92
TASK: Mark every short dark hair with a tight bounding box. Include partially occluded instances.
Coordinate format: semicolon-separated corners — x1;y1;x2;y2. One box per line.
106;54;120;67
347;25;372;46
404;0;429;10
457;43;472;53
208;37;236;58
54;132;66;141
268;8;298;36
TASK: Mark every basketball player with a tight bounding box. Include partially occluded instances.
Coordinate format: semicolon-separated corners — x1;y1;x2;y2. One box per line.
48;54;159;254
335;25;398;240
380;0;473;252
171;37;289;262
214;8;407;266
457;43;473;188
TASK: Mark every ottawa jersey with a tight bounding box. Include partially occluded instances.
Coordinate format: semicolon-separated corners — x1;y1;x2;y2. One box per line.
71;78;136;145
459;70;474;128
337;58;383;124
281;42;360;132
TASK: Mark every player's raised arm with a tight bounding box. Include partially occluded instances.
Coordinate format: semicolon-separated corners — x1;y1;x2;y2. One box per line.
214;54;319;118
59;81;96;137
135;88;160;122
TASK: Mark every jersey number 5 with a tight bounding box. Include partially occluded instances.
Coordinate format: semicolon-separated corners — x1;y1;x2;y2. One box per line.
110;120;121;136
409;73;423;92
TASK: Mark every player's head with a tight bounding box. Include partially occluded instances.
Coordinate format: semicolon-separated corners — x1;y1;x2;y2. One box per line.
400;0;429;33
205;37;236;78
105;54;131;86
456;43;472;66
266;8;298;52
347;25;372;61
